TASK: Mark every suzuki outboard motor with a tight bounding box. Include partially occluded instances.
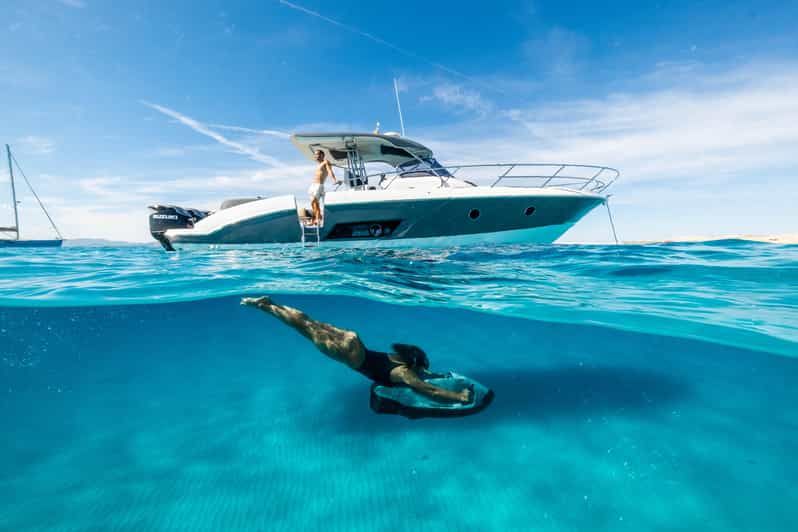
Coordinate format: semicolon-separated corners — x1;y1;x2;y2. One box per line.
148;204;209;251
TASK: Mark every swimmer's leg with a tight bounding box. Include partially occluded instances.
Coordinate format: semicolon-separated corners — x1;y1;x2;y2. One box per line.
241;296;365;368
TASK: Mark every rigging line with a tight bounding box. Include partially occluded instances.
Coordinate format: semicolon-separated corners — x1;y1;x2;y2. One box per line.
604;197;619;245
10;153;63;239
278;0;487;89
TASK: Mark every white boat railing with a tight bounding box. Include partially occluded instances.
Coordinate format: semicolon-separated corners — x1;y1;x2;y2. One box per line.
369;163;620;194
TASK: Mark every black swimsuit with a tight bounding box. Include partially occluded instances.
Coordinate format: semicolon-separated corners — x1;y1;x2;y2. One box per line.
356;349;405;386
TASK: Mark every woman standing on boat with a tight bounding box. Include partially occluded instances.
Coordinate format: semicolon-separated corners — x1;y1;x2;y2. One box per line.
308;150;340;226
241;296;472;403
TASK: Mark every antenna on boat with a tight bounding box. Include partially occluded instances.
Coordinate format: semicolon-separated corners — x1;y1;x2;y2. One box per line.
393;78;406;136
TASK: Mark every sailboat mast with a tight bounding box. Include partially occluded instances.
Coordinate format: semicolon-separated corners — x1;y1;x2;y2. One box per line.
5;144;19;240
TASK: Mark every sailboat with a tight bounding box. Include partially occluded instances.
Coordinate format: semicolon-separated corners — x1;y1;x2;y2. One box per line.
1;144;63;248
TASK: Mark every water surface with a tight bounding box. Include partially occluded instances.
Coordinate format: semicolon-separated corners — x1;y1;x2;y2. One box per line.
1;242;796;530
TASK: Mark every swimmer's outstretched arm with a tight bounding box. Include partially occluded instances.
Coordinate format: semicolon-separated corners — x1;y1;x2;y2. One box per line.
396;369;471;403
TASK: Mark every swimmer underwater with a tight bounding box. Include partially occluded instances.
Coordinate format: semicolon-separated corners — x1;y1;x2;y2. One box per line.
242;296;473;404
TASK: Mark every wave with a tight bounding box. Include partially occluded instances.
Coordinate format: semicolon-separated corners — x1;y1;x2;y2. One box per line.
1;242;796;357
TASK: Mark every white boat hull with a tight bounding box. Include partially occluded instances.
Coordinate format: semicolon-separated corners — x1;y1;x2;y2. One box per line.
163;187;603;249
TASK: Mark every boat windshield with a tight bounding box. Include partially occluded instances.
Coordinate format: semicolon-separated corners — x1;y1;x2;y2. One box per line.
397;157;452;178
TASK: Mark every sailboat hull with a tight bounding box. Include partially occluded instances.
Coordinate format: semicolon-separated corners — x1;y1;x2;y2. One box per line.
0;239;63;248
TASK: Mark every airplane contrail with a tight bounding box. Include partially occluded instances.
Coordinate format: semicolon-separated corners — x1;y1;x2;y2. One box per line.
142;101;284;167
278;0;482;86
208;124;291;139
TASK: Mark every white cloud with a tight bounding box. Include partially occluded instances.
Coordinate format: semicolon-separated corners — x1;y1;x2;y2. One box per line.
131;164;311;198
16;136;56;155
421;84;493;116
41;61;798;243
413;62;798;183
404;61;798;242
29;164;316;242
393;77;409;93
522;27;590;76
54;205;148;242
141;101;285;167
78;176;147;201
79;177;117;197
500;66;798;181
72;162;314;210
153;147;188;158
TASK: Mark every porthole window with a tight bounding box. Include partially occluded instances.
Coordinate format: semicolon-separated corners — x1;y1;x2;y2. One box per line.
468;208;481;220
524;206;536;216
368;224;383;237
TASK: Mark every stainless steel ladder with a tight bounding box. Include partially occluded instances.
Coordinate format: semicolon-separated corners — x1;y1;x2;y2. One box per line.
300;221;321;246
298;199;324;246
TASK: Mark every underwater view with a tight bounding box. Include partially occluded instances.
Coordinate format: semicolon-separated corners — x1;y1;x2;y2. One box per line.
1;241;797;531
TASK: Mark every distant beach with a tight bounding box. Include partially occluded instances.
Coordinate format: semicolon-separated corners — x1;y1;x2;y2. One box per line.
626;233;798;245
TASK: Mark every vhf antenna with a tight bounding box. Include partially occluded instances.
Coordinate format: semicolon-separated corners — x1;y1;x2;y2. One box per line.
393;78;406;136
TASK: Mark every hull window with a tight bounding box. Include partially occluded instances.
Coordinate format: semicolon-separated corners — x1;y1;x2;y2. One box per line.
327;220;402;239
524;206;536;216
468;209;481;220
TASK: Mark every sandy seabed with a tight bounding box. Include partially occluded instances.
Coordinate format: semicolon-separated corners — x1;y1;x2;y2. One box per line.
2;295;797;531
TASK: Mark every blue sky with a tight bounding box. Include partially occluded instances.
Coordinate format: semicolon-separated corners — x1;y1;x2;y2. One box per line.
1;0;797;242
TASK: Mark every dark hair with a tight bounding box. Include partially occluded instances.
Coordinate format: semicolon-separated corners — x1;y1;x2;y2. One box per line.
392;343;429;370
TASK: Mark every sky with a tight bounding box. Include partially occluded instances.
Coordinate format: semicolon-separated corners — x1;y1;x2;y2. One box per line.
1;0;797;243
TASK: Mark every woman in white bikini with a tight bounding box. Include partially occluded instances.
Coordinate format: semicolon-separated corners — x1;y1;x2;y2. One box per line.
308;150;340;226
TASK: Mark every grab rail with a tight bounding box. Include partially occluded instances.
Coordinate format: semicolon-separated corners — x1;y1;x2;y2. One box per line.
368;163;620;194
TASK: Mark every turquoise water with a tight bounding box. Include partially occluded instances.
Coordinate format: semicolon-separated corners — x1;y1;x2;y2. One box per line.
1;242;797;530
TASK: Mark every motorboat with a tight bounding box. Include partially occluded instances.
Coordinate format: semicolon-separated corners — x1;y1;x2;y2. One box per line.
148;132;618;250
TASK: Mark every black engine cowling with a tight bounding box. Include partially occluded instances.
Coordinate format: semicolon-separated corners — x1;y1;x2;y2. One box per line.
148;204;209;250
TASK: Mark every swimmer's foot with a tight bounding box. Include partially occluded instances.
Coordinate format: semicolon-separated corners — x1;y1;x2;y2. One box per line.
241;296;273;309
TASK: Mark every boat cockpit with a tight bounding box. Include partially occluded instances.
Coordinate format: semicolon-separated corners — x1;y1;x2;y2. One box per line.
290;132;618;194
291;132;475;192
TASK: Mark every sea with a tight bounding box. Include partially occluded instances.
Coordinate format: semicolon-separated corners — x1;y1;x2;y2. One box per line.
1;241;796;531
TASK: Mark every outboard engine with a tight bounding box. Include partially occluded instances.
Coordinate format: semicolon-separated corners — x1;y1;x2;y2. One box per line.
148;204;209;251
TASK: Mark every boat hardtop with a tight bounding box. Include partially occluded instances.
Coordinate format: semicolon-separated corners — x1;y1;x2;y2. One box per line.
291;132;433;168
